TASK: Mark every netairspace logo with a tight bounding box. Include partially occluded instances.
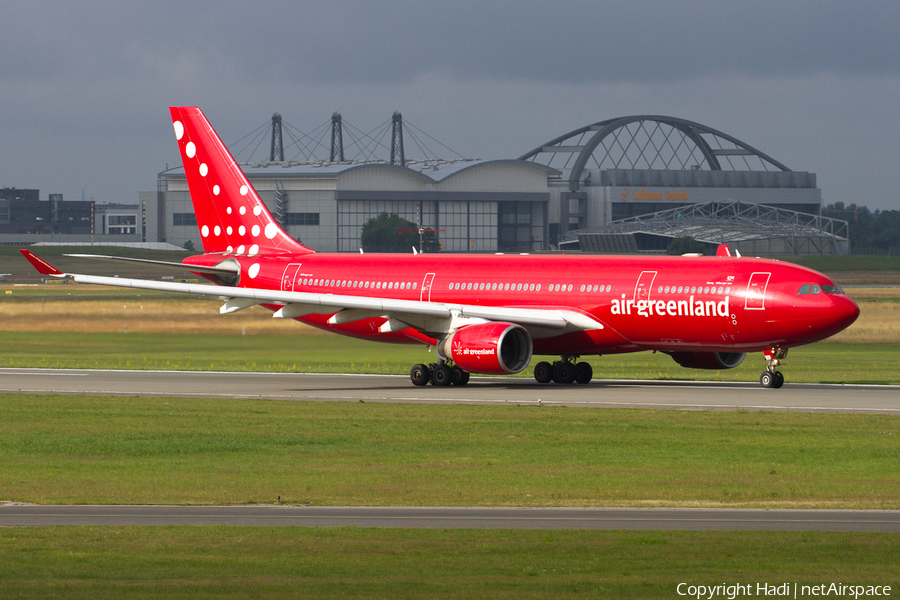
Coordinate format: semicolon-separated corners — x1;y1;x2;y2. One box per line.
676;582;892;599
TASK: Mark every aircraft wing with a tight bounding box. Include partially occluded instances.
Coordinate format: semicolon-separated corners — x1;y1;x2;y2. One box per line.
19;250;603;336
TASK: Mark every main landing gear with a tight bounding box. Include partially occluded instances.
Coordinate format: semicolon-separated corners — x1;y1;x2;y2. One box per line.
533;357;593;385
410;361;470;387
759;347;787;389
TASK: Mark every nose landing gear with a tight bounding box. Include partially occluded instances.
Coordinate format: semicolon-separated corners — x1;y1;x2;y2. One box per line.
760;348;787;389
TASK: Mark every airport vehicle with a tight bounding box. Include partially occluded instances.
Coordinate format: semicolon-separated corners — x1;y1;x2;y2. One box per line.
21;107;860;388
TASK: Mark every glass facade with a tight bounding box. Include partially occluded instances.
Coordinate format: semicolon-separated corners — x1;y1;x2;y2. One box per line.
337;199;499;253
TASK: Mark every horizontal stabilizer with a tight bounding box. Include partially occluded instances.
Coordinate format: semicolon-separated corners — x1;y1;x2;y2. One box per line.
65;254;240;277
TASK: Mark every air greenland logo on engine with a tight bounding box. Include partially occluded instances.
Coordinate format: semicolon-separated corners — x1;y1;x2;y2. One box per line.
610;294;731;318
452;340;496;357
462;348;496;356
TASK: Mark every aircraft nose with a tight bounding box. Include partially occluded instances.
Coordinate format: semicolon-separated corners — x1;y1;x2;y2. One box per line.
834;294;860;331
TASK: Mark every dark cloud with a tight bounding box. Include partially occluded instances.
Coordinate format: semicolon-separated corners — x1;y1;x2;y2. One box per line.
0;0;898;210
4;1;899;85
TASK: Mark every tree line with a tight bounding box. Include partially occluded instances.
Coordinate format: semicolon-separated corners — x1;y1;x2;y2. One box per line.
823;203;900;254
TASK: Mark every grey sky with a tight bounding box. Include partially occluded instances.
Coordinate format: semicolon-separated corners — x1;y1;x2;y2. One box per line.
2;0;899;210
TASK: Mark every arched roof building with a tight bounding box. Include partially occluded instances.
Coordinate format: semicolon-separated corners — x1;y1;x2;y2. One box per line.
149;158;558;253
519;115;820;239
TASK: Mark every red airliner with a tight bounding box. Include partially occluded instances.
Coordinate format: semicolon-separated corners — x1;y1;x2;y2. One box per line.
21;107;860;389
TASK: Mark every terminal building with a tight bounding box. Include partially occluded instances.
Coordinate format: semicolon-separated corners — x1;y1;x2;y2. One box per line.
6;113;850;254
0;188;142;244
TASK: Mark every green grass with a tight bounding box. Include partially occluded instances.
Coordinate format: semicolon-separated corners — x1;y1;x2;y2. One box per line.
773;254;900;273
0;528;897;599
1;395;897;507
2;330;899;383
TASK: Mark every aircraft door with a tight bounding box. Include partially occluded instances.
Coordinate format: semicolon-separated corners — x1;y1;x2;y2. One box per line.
633;271;658;303
420;272;436;302
745;272;771;310
281;263;302;292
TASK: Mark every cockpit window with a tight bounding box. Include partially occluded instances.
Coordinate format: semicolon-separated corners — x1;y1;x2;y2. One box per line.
799;283;843;295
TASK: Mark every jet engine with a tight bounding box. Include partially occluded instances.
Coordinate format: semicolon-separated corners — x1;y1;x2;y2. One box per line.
668;351;746;370
438;322;533;375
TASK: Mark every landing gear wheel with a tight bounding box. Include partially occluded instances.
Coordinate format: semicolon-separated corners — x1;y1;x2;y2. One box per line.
534;361;553;384
554;361;576;384
410;363;430;386
773;371;785;389
431;363;453;387
760;371;774;389
451;366;470;386
574;362;593;384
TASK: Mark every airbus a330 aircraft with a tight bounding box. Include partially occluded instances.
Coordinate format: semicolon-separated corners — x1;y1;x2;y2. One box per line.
21;107;860;389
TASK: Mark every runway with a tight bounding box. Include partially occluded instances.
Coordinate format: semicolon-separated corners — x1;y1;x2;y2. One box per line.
0;368;897;414
2;505;899;531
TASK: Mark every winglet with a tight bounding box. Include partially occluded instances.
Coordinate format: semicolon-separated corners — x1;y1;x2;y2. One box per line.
19;249;66;276
716;244;732;257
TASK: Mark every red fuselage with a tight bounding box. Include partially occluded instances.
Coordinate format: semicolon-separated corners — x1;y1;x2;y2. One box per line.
186;251;860;357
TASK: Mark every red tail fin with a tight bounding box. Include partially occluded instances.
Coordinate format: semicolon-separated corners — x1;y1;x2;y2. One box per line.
169;107;314;256
19;249;65;276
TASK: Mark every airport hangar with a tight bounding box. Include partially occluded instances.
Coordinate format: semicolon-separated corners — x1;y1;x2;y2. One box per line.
141;114;844;254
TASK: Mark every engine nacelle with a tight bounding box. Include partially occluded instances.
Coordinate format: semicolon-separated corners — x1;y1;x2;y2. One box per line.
438;322;533;375
668;351;746;370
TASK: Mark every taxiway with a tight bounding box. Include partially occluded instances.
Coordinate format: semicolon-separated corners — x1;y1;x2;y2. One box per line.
2;505;899;532
0;368;897;414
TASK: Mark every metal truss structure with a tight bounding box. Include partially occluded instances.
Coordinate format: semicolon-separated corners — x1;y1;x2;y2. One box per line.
519;116;791;192
560;200;851;256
